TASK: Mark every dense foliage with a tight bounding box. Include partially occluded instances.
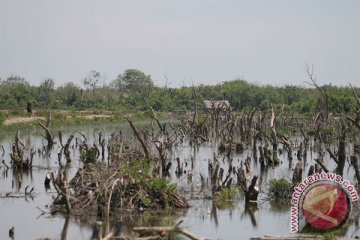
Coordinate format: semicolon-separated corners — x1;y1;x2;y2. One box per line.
0;69;359;116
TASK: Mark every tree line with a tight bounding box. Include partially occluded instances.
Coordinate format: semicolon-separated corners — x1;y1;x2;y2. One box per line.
0;69;359;116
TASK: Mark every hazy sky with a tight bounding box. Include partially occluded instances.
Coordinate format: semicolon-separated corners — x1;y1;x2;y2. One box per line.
1;0;359;87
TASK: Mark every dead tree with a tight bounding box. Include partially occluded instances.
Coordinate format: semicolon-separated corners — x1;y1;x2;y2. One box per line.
279;135;293;161
237;160;259;202
336;125;347;177
258;145;265;168
59;131;74;162
10;130;35;168
51;170;72;213
98;132;106;161
347;83;360;130
351;144;360;185
75;129;100;164
305;64;329;123
269;103;279;164
147;102;165;133
300;128;309;146
245;107;259;140
191;86;198;129
327;148;338;165
154;140;171;177
122;115;150;159
39;112;55;146
292;159;303;185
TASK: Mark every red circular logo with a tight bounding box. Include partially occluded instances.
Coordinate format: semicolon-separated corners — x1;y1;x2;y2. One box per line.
301;183;350;230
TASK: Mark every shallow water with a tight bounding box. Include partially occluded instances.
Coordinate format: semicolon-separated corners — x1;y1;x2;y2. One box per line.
0;123;359;239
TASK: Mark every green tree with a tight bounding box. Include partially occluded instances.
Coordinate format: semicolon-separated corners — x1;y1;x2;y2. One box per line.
38;78;55;106
0;75;34;107
113;69;154;93
56;82;81;107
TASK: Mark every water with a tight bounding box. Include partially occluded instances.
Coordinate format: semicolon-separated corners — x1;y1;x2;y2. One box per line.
0;123;358;239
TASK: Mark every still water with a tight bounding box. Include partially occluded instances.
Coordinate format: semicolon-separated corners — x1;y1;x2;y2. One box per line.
0;123;358;239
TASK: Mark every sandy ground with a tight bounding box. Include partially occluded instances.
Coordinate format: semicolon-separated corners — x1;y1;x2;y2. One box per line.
3;116;46;126
2;114;112;126
66;114;111;120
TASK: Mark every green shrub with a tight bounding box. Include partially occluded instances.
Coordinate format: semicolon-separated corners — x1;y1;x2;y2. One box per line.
0;111;6;125
121;159;152;182
214;186;239;209
147;178;176;195
268;178;293;201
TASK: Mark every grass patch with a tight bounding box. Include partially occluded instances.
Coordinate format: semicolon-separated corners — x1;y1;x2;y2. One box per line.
121;159;153;182
301;222;349;240
214;186;239;209
267;178;293;202
0;111;7;125
147;178;177;195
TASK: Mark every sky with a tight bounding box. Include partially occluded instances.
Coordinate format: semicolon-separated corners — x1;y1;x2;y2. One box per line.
0;0;360;88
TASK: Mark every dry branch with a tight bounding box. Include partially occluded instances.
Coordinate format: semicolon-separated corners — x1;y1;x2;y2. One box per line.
38;112;55;146
122;115;150;159
326;148;338;164
314;158;329;173
305;64;329;123
133;220;206;240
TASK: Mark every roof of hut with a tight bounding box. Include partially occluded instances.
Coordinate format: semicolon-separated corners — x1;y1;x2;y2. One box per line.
203;100;230;110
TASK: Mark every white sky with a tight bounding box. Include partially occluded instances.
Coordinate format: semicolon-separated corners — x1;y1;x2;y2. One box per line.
0;0;359;87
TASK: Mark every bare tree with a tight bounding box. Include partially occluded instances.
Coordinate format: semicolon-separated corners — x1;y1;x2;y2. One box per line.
347;83;360;130
83;70;102;97
305;64;329;123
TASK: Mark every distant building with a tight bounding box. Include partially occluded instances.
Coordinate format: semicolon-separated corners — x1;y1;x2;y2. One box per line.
203;100;230;113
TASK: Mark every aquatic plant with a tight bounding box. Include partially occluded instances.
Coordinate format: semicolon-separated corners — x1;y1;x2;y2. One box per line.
267;178;293;202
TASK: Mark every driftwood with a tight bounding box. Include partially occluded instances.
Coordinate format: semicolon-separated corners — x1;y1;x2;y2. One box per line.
133;220;206;240
251;235;321;240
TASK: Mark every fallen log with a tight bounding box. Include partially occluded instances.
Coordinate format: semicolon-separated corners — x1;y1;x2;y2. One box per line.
133;220;207;240
251;234;322;240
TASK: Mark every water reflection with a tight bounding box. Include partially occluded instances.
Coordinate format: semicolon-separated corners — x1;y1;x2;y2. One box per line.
242;202;258;227
11;167;33;192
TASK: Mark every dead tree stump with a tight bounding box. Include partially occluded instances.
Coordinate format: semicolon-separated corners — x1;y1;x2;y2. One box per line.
351;144;360;185
39;112;55;147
